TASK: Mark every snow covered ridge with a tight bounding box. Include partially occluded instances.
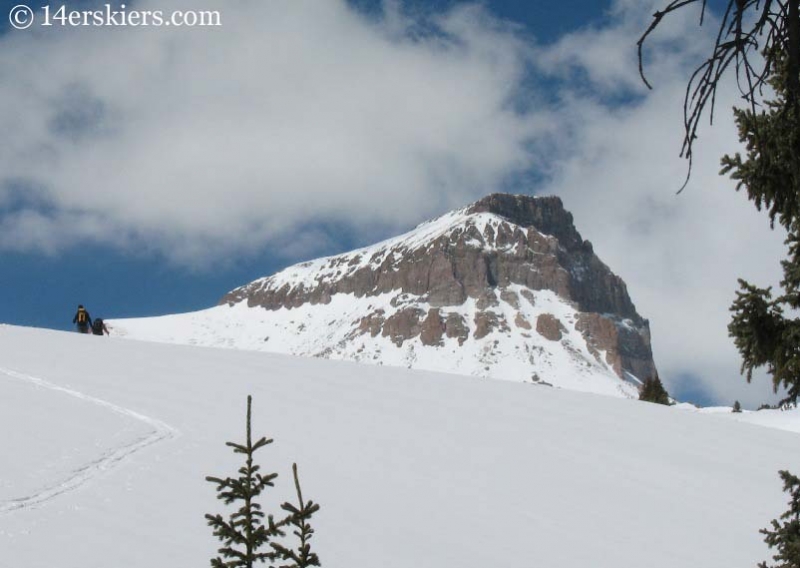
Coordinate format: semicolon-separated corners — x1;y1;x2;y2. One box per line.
114;193;656;398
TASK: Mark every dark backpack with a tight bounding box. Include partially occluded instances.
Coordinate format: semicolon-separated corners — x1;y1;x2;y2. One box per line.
77;310;87;324
92;319;104;335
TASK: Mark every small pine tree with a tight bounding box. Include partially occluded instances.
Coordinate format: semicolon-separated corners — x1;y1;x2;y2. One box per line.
206;395;283;568
270;463;321;568
759;470;800;568
733;400;743;413
638;374;670;405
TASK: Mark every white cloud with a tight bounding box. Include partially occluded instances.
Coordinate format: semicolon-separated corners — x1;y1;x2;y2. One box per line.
0;0;547;263
0;0;788;405
533;0;788;407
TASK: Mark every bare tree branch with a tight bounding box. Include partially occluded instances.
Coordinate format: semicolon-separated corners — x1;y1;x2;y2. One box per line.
638;0;799;174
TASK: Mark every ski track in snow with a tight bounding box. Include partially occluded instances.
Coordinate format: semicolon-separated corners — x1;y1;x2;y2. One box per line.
0;368;180;513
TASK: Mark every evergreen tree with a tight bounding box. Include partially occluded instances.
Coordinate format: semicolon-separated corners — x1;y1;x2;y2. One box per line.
759;470;800;568
733;400;743;413
723;48;800;405
206;395;283;568
638;374;671;405
270;463;321;568
640;5;800;402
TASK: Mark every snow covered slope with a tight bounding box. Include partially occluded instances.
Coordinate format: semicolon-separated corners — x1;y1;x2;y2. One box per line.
2;324;800;568
112;287;639;398
114;194;656;399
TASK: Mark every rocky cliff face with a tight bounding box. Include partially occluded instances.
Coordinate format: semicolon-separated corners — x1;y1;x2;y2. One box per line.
219;193;656;386
114;193;656;399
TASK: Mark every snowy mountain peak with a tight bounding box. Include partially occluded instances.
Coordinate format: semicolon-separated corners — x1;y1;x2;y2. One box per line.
115;193;656;399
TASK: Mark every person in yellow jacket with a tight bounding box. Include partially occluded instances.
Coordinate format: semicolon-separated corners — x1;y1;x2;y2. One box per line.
72;304;92;334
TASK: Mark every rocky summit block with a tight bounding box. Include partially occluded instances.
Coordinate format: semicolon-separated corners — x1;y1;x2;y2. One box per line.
218;193;657;389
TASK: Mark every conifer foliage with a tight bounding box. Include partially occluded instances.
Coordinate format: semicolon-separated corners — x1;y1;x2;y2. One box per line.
270;463;321;568
206;395;281;567
205;396;321;568
723;49;800;405
638;374;671;405
639;5;800;403
759;470;800;568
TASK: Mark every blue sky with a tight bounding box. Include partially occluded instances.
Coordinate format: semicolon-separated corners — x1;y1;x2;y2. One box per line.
0;0;613;329
0;0;787;407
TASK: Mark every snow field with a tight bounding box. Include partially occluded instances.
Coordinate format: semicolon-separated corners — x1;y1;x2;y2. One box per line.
113;285;638;399
1;324;799;567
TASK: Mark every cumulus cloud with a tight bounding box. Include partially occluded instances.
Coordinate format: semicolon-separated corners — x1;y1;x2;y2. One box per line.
0;0;549;263
0;0;788;405
532;1;787;407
